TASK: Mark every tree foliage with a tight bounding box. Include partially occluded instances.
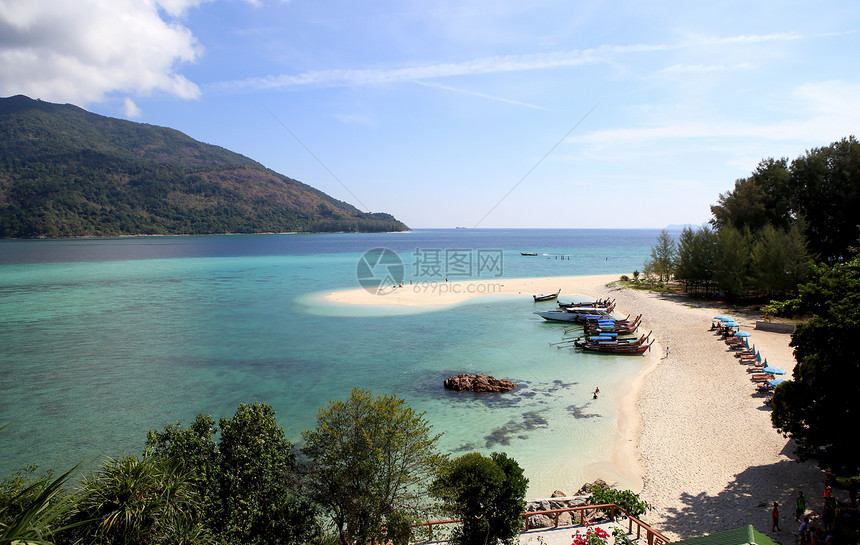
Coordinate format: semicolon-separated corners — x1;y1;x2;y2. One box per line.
674;226;718;288
145;403;315;545
588;484;652;518
431;452;528;545
711;158;793;232
643;230;676;282
673;223;810;299
73;454;207;545
302;388;445;545
771;255;860;476
0;460;83;545
714;225;753;297
709;137;860;264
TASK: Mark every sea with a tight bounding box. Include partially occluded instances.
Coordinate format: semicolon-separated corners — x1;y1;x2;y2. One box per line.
0;228;664;496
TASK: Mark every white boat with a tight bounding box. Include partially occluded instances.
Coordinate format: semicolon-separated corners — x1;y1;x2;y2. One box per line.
534;307;612;322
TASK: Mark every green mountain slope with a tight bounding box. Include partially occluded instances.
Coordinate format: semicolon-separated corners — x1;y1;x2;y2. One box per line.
0;95;409;237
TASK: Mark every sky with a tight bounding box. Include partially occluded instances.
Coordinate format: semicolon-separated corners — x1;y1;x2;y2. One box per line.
2;1;859;229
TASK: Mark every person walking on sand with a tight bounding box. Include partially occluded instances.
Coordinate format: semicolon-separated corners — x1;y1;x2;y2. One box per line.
665;345;670;358
796;491;806;521
772;502;781;532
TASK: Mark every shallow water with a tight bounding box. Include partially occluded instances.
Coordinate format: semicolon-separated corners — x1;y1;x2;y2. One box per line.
0;229;661;495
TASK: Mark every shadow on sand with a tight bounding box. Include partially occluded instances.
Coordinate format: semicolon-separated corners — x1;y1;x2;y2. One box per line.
657;449;825;541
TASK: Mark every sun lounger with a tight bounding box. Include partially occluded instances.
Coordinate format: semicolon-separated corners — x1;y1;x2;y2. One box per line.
750;374;775;382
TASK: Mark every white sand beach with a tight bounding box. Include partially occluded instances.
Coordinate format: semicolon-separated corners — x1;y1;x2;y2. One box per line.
322;274;620;308
326;275;827;541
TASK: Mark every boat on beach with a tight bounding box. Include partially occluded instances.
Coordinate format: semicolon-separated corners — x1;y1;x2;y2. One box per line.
535;306;613;322
558;298;614;309
574;338;654;354
533;289;561;302
583;314;641;335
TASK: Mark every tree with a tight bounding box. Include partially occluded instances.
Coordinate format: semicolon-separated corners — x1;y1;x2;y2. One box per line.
789;136;860;264
771;255;860;476
145;413;219;519
750;223;811;295
302;388;445;545
714;225;753;298
674;226;718;293
644;229;676;283
74;454;207;545
710;158;793;232
145;403;315;545
431;452;528;545
710;177;770;232
217;403;312;545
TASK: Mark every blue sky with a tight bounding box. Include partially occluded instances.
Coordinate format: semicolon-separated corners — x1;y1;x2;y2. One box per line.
2;1;859;228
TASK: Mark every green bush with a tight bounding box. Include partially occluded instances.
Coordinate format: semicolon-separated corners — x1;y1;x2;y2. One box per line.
589;484;652;518
431;452;528;545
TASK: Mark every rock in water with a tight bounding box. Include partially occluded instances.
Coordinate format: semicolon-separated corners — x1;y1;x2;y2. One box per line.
443;373;517;393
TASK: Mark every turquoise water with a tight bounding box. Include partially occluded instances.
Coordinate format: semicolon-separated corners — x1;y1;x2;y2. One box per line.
0;229;661;495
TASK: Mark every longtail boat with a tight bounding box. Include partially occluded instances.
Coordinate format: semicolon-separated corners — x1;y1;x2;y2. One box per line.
536;305;613;322
583;315;642;335
533;289;561;302
558;298;614;309
574;339;654;354
574;331;652;348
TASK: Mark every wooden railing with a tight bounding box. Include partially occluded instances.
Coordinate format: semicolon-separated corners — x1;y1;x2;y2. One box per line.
413;503;670;545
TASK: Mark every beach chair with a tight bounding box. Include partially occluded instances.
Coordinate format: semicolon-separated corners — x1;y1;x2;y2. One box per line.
735;344;756;357
739;352;762;364
750;373;775;382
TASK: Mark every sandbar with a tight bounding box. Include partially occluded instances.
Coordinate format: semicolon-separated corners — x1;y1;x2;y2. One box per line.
322;274;621;308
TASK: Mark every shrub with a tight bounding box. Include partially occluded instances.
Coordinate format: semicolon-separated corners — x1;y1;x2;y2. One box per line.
431;452;527;545
589;484;652;518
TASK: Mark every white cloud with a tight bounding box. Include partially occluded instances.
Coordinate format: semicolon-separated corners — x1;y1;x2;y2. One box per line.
659;62;754;73
122;97;142;118
0;0;203;105
413;80;545;109
574;80;860;143
215;43;667;91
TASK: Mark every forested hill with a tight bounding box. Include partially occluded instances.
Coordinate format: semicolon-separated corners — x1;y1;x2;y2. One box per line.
0;95;409;237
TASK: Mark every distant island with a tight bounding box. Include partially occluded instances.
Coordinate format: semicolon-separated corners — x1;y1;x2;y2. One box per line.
0;95;409;238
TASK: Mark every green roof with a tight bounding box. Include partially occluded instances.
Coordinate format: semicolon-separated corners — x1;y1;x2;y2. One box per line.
672;526;780;545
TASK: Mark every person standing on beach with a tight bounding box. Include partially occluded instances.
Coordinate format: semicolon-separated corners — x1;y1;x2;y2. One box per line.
798;517;810;545
772;502;781;532
796;491;806;521
665;345;670;358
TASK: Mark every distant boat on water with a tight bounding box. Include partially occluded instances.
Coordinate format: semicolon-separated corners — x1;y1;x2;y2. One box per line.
521;252;538;256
